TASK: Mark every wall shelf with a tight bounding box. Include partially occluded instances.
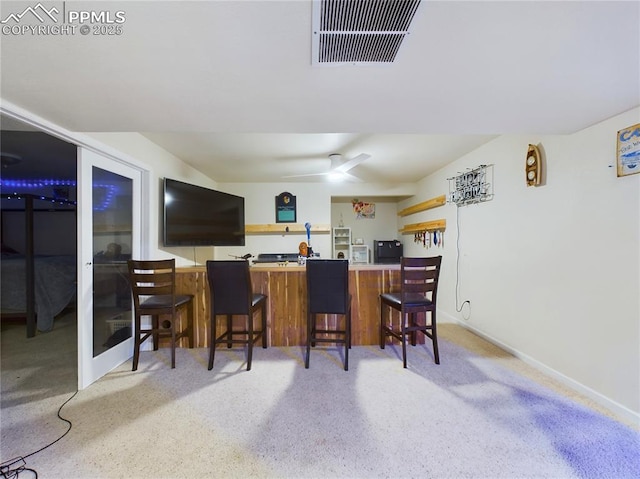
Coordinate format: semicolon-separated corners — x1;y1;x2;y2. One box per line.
399;219;446;234
397;194;446;217
94;225;132;234
245;224;331;235
332;226;351;259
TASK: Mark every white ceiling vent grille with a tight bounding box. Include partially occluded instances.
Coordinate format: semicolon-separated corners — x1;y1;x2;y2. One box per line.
312;0;422;65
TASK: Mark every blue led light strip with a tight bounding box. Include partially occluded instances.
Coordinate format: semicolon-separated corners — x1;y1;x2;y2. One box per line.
0;179;118;210
0;179;76;188
1;192;77;207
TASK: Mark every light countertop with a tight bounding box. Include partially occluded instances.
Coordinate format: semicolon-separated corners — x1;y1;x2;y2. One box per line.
177;262;400;273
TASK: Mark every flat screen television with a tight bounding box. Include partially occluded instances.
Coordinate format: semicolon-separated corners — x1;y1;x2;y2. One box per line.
162;178;245;247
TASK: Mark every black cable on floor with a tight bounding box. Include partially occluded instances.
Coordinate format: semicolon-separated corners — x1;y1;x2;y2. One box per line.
0;464;37;479
0;390;77;478
455;203;471;318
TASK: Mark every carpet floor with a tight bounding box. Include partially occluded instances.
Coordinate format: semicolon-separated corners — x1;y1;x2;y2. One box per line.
2;318;639;479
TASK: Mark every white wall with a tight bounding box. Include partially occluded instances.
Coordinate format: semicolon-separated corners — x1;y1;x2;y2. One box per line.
217;185;414;262
219;182;332;260
331;198;400;261
399;108;640;420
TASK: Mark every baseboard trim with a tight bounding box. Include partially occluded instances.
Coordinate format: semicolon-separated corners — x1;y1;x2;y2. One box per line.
439;310;640;428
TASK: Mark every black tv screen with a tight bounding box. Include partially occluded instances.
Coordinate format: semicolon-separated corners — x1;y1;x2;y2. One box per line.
163;178;245;247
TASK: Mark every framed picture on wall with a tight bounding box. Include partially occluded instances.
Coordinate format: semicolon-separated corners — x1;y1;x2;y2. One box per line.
352;199;375;219
275;192;296;223
617;123;640;177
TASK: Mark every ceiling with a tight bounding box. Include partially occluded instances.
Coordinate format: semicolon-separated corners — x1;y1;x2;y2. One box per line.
1;1;638;184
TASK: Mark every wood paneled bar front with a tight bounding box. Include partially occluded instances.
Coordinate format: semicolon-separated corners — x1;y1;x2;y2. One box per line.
172;263;403;348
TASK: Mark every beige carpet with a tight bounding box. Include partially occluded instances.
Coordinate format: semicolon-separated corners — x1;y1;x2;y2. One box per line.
1;318;637;478
1;310;77;468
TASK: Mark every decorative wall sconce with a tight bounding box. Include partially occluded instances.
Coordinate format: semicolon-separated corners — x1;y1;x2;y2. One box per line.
526;144;542;187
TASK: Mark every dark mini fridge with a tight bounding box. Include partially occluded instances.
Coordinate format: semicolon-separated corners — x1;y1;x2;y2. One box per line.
373;240;403;264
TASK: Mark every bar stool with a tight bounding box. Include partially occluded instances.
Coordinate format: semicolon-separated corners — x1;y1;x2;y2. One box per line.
206;260;267;371
305;259;351;371
127;259;194;371
380;256;442;368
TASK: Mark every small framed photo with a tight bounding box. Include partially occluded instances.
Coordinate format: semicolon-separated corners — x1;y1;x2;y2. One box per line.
617;123;640;177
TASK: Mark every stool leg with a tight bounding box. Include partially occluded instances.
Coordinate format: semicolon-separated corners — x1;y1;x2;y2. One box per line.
152;315;159;351
380;301;386;350
247;311;254;371
432;311;440;365
344;311;351;371
132;314;141;371
305;312;312;369
409;313;417;346
401;314;408;368
208;313;217;370
170;315;176;369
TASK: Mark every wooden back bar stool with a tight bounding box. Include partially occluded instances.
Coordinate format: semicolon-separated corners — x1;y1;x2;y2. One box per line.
127;259;194;370
380;256;442;368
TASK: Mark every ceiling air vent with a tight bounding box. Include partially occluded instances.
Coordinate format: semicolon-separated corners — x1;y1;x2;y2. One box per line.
312;0;422;65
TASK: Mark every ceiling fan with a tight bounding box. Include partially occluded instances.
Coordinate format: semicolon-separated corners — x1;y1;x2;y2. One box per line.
283;153;370;182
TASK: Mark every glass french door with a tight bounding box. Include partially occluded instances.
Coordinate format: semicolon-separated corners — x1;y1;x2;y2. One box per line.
78;148;142;389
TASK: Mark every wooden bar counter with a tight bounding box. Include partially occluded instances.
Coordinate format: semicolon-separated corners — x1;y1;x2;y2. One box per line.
173;263;402;348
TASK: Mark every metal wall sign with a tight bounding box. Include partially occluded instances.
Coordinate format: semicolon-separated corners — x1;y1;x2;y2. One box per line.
447;165;493;207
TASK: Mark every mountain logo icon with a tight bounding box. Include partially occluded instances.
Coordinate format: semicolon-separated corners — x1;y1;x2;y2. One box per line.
1;2;59;24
